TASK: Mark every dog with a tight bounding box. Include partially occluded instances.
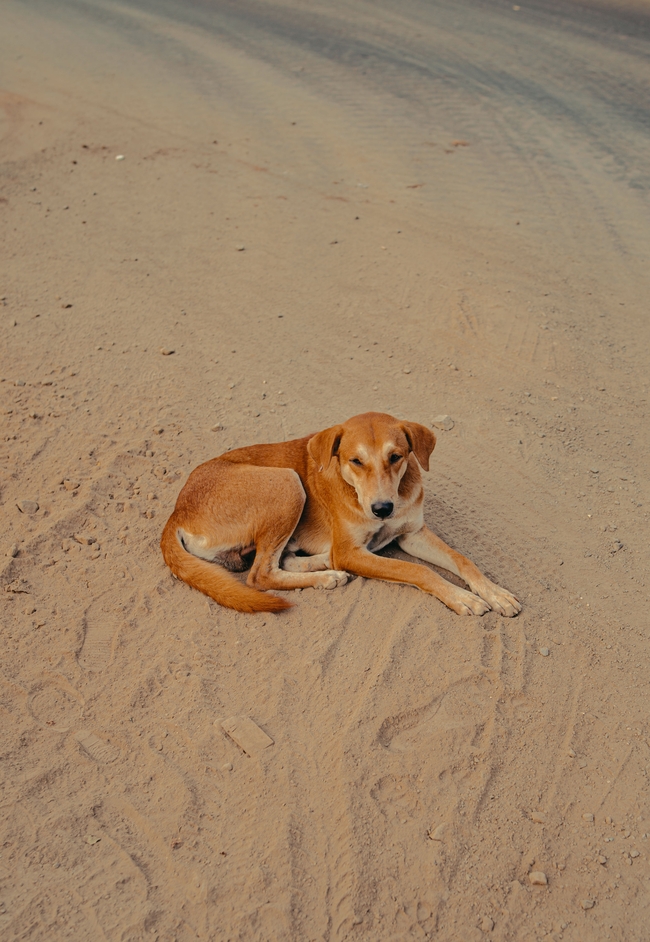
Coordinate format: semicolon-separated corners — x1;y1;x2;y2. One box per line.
160;412;521;616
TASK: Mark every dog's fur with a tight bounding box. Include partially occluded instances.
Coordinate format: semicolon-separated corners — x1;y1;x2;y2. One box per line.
160;412;521;616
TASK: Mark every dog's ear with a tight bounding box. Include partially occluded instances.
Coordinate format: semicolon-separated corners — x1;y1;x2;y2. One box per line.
401;421;436;471
308;425;343;471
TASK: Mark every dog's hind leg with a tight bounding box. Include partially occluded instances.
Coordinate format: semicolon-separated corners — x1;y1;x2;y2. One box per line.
247;471;348;592
281;552;331;573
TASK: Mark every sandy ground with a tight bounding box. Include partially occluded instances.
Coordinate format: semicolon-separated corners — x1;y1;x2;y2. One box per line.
1;0;650;939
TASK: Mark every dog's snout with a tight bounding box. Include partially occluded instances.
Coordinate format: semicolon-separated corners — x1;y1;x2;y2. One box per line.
371;501;394;519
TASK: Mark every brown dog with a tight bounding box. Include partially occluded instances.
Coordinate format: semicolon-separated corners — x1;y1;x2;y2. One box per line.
161;412;521;616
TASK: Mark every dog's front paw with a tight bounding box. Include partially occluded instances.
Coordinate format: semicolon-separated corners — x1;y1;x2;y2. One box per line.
477;581;522;617
449;588;491;616
315;569;349;589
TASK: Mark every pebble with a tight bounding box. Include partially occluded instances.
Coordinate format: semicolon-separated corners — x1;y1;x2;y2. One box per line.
479;915;494;933
539;647;550;657
235;244;246;251
63;479;80;491
147;492;155;501
211;424;225;432
630;850;640;858
590;467;599;474
582;813;594;822
15;379;25;386
115;154;125;160
84;834;102;844
73;534;96;545
17;500;39;514
427;823;448;842
431;414;454;431
567;748;576;758
222;762;233;772
531;811;547;824
160;348;175;356
153;427;164;435
605;816;613;824
581;899;595;910
528;871;547;886
597;855;607;865
6;544;19;558
403;367;412;374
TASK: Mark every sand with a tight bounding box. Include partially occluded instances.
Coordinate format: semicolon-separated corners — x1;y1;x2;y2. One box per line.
1;0;649;939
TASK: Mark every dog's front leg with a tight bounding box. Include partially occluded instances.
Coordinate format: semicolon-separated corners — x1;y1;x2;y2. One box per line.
398;527;521;617
332;545;491;616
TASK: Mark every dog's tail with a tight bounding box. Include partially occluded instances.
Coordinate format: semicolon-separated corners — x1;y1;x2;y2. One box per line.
160;517;292;613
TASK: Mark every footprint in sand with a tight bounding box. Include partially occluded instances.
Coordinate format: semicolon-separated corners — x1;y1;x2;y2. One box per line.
29;679;84;731
79;594;125;671
75;729;120;764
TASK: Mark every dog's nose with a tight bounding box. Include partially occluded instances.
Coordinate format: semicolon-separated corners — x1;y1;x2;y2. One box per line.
371;501;394;519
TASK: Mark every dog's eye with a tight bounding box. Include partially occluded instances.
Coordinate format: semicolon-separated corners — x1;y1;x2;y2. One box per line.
350;458;363;467
389;453;402;464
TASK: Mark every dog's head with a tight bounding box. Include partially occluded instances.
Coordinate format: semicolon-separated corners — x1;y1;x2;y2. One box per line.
308;412;435;520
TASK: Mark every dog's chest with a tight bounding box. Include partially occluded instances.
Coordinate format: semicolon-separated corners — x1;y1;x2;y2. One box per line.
366;520;410;551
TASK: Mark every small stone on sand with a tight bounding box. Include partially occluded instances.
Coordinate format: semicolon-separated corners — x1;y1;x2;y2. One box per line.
222;762;233;772
6;544;19;558
598;856;607;864
17;500;39;514
479;915;494;932
539;647;550;656
211;423;225;431
160;348;175;356
531;811;547;824
582;813;594;822
235;244;246;251
73;534;96;545
630;850;640;858
427;823;448;841
63;479;80;491
581;899;595;910
221;716;274;756
115;154;125;160
528;871;547;886
432;414;454;431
